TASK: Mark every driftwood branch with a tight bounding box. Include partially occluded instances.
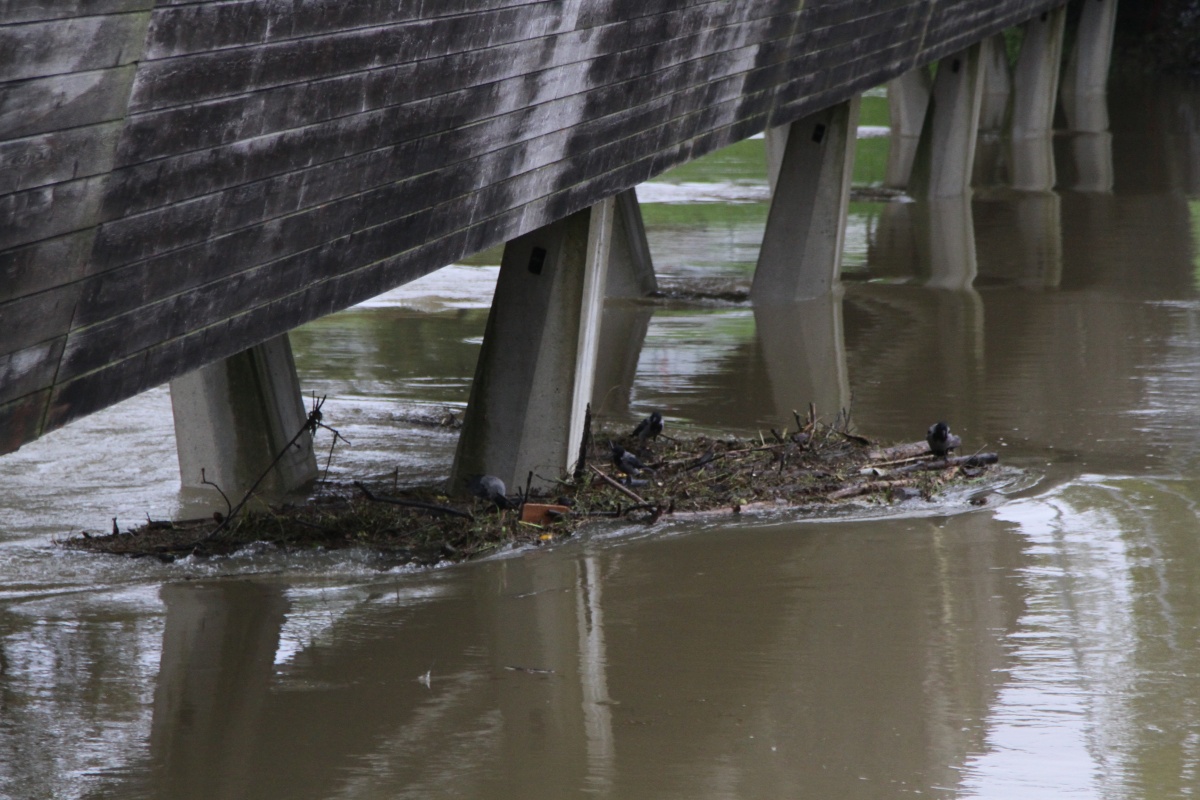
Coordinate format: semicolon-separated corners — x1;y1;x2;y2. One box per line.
354;481;474;520
589;465;648;504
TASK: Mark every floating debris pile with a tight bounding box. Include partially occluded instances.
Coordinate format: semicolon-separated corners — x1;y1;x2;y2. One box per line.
61;412;997;565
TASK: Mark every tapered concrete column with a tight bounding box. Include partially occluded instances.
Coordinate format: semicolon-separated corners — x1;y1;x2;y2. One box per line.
451;199;612;492
752;96;860;303
1010;7;1066;191
1061;0;1118;133
605;189;657;298
980;34;1013;133
911;41;990;198
1062;0;1117;191
170;334;316;497
975;34;1012;186
885;68;932;189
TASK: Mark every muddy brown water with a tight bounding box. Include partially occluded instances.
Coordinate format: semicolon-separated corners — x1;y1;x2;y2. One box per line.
4;74;1200;798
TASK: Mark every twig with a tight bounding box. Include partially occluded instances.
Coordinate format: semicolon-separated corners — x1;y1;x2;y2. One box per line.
828;479;915;500
589;465;647;504
354;481;474;520
200;468;233;519
203;403;325;541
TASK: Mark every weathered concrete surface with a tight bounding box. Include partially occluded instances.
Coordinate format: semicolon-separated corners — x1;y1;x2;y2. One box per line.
449;201;611;493
752;97;860;302
910;40;991;198
170;334;317;496
1;0;1070;454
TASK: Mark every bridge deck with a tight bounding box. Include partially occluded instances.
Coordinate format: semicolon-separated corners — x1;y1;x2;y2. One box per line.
1;0;1061;453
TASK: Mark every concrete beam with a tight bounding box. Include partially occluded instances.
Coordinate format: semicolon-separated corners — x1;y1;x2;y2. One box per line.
450;199;612;493
910;41;990;198
170;334;316;497
884;68;932;189
752;96;860;303
1010;7;1066;191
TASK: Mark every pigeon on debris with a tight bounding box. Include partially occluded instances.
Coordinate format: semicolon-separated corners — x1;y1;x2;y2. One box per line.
467;474;511;509
632;411;664;443
926;422;962;458
610;443;652;477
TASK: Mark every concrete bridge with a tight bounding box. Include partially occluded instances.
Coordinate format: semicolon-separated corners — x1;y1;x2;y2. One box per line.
0;0;1117;496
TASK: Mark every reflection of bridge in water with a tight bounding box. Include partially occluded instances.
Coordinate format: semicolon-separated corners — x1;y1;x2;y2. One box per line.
1;0;1120;500
67;515;1025;798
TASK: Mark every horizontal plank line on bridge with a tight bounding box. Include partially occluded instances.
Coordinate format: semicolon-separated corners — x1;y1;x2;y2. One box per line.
0;0;154;25
0;11;150;84
0;65;138;141
80;41;796;269
115;2;787;166
1;10;913;323
51;86;826;380
142;0;554;60
126;0;777;114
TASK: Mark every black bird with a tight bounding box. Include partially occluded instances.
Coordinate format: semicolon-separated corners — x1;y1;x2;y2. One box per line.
926;422;962;458
610;443;652;477
632;411;664;442
467;474;511;509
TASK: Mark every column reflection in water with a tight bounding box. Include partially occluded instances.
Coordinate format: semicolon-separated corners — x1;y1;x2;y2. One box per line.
751;290;849;419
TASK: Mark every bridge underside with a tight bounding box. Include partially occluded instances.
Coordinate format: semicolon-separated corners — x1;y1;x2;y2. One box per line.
1;0;1068;454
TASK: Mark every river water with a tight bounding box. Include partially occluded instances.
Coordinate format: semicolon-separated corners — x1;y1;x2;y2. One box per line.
3;73;1200;798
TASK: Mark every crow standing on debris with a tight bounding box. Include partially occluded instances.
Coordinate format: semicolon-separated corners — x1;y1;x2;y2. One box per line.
926;422;962;457
467;474;511;509
610;443;652;477
632;411;664;442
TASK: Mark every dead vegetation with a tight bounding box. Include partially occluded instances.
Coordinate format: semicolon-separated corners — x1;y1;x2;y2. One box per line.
60;406;998;566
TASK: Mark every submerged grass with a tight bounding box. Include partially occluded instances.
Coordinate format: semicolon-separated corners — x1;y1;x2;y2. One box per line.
60;417;999;566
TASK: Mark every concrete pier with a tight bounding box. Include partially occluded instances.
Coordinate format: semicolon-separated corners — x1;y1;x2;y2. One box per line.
1061;0;1119;134
170;334;317;497
885;69;932;190
450;200;613;493
910;41;990;198
603;189;658;299
1062;0;1118;191
752;97;860;302
1010;7;1066;191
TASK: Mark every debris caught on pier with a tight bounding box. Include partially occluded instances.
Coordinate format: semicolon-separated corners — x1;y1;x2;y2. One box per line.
60;407;1000;565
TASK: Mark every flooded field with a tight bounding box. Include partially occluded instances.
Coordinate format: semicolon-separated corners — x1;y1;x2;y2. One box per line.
4;75;1200;798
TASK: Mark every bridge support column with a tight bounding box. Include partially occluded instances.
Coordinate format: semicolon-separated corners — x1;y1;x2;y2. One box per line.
1010;7;1066;191
604;188;657;298
975;33;1013;185
1061;0;1117;191
752;96;860;302
884;69;932;189
451;199;613;493
1061;0;1118;133
910;40;990;197
170;334;317;497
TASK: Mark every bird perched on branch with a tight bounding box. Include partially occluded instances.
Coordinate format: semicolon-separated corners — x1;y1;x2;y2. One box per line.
467;474;511;509
632;411;664;443
610;443;652;477
926;422;962;457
